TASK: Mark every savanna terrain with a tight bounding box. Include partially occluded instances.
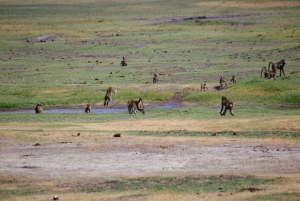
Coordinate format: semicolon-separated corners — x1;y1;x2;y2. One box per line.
0;0;300;200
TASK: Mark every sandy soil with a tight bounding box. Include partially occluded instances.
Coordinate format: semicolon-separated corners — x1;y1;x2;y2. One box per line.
1;136;299;182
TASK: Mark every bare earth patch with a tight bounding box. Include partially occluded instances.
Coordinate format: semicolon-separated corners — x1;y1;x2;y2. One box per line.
1;133;300;182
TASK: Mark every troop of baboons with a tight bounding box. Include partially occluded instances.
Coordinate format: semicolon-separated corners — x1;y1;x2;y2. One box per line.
35;58;288;117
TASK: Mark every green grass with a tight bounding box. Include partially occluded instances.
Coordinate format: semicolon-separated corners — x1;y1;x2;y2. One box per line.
0;174;277;200
0;0;300;108
184;77;300;104
128;130;300;140
0;189;35;200
0;85;174;108
79;175;274;194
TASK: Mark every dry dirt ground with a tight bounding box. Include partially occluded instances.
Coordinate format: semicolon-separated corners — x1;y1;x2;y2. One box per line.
1;133;300;200
1;136;300;180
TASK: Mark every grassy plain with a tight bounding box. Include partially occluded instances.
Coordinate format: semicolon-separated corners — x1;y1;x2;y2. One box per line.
0;0;300;200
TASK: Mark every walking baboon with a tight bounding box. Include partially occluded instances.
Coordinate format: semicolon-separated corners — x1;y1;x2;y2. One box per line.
220;76;227;89
104;87;117;106
261;67;276;80
120;56;127;66
268;59;286;76
84;104;92;113
35;103;43;114
230;75;236;84
201;83;208;91
220;96;234;116
127;98;145;114
153;73;158;83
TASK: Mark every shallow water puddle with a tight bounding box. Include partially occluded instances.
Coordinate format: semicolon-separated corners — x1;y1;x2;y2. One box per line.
0;105;177;114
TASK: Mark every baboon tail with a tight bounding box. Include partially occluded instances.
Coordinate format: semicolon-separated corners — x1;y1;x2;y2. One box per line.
261;67;266;78
268;62;272;71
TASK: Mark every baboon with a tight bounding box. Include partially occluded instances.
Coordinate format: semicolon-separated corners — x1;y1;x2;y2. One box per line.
104;87;117;106
268;59;286;76
230;75;236;84
120;56;127;66
153;73;158;83
220;76;227;89
35;103;43;113
127;100;137;114
127;98;145;114
201;83;208;91
84;104;92;113
261;67;276;80
220;96;234;116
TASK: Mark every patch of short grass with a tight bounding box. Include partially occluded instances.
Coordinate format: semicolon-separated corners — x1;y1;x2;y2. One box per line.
128;130;300;140
78;175;274;194
184;77;300;105
0;84;174;108
0;189;35;200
